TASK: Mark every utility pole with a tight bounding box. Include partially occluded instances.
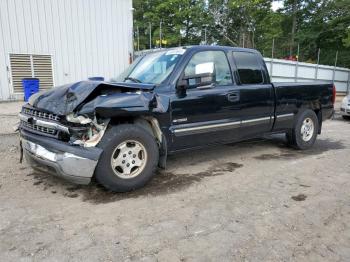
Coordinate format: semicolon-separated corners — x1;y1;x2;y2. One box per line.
297;43;300;61
242;33;245;48
334;50;338;67
252;30;255;49
294;43;300;82
149;22;152;49
290;0;298;56
270;38;275;79
332;51;338;82
315;48;320;80
137;26;140;51
159;20;162;48
316;48;320;64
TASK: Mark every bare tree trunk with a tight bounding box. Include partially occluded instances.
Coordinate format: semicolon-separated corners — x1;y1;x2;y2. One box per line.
290;0;298;56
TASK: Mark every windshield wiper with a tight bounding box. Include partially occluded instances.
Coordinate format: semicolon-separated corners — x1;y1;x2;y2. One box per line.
124;77;142;83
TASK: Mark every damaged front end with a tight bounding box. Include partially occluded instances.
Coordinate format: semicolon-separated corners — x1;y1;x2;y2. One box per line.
19;104;109;148
18;104;107;184
19;80;164;184
65;114;109;147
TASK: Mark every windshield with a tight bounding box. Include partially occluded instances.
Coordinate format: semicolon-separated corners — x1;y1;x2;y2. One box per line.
115;49;185;85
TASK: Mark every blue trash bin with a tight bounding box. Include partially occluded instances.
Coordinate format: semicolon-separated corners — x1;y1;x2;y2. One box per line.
22;78;39;101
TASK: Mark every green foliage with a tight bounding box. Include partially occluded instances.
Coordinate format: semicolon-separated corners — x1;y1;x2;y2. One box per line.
133;0;207;49
133;0;350;67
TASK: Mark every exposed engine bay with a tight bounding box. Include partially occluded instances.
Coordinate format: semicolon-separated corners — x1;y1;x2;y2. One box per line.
65;114;109;147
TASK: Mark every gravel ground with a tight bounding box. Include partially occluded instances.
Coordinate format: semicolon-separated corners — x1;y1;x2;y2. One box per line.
0;102;23;135
0;103;350;261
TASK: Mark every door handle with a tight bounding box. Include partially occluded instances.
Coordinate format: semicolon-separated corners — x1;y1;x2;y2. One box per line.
227;92;240;102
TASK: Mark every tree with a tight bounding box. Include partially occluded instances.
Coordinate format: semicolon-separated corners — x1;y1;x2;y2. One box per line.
133;0;207;48
133;0;350;67
291;0;350;66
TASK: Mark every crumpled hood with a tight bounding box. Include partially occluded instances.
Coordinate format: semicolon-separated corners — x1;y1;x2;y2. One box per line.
28;81;156;115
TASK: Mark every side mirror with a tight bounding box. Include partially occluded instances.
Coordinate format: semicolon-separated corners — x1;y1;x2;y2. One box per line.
177;72;215;90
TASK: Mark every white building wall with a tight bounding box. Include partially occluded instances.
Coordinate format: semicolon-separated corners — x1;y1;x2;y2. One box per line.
0;0;133;100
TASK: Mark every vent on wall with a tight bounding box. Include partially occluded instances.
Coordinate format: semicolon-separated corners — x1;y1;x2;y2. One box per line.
9;54;54;93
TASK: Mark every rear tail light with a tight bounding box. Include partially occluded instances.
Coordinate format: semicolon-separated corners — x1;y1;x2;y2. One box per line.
332;84;336;105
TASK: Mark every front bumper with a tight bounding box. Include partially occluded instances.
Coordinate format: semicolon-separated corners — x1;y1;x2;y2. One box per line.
20;129;103;185
340;107;350;116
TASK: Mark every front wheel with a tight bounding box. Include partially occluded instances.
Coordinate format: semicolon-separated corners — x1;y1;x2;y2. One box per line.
95;124;159;192
342;115;350;120
286;110;319;150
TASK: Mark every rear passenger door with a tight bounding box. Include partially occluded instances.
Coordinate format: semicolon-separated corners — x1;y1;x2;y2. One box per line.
230;51;275;139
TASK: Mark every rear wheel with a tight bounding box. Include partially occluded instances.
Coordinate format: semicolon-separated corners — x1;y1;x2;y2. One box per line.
342;115;350;120
286;110;318;150
95;124;159;192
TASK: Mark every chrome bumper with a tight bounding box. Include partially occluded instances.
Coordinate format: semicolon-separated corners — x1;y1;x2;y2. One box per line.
340;107;350;115
21;137;101;185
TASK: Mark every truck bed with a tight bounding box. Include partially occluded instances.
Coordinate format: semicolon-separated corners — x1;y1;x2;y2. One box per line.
272;82;334;132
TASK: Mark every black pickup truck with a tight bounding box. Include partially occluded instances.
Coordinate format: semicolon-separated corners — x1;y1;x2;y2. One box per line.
19;46;335;192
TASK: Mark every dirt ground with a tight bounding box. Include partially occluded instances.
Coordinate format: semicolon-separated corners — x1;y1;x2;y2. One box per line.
0;102;350;261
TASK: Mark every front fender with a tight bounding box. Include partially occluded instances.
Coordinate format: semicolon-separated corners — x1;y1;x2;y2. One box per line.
78;92;155;117
78;91;171;119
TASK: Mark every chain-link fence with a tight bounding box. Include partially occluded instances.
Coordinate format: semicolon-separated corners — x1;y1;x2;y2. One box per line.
257;37;349;69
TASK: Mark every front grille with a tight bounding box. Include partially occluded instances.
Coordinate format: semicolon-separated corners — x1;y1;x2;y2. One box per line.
21;120;56;135
20;106;64;138
22;107;60;121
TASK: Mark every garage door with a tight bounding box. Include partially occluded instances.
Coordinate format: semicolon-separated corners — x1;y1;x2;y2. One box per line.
9;54;54;94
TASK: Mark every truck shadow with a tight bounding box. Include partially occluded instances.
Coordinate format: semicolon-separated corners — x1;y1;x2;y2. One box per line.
83;161;243;204
28;161;243;204
251;135;345;160
27;136;345;204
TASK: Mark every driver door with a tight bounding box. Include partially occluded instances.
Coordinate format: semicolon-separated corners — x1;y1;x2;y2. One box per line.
169;50;241;151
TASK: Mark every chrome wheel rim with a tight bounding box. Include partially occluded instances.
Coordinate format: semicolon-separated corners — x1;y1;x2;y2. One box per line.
301;117;314;142
110;140;147;179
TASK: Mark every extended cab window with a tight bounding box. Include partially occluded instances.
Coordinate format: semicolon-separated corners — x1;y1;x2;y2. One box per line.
184;51;232;86
232;52;263;84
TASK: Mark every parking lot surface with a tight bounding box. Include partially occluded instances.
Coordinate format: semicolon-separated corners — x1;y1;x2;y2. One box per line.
0;103;349;261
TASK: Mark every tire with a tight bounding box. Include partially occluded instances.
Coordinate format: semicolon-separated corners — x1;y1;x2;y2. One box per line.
286;109;319;150
95;124;159;192
342;115;350;120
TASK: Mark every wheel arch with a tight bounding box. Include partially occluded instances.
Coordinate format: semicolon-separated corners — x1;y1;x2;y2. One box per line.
108;115;167;168
297;102;322;134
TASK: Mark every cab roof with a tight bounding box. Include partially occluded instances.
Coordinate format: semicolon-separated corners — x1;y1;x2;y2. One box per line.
144;45;261;56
